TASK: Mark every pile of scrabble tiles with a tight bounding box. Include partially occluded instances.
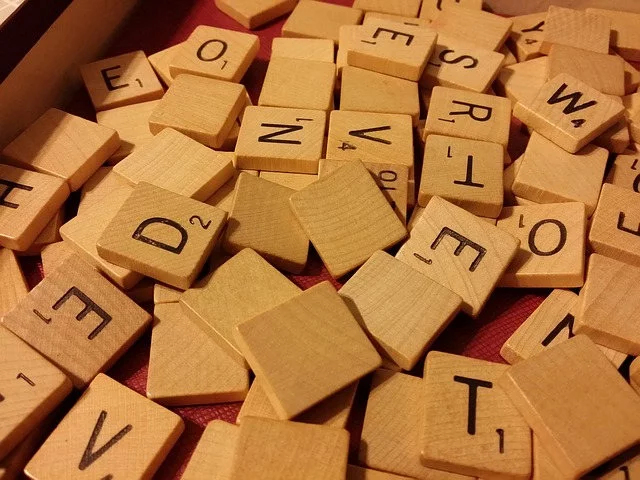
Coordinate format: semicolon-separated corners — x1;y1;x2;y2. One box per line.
2;0;640;478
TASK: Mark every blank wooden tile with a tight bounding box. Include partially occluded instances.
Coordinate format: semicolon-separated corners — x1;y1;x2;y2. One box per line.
223;173;308;273
496;202;586;288
25;373;183;479
19;207;64;256
96;100;160;163
271;37;334;63
594;111;630;154
216;0;296;29
149;74;245;148
259;171;318;191
589;183;640;268
421;34;505;93
229;416;349;480
419;0;482;22
423;86;512;148
510;12;547;62
0;164;69;251
290;161;407;278
0;248;28;318
340;66;420;126
39;241;74;277
353;0;420;17
336;25;362;78
542;6;611;55
148;43;184;87
586;8;640;62
169;26;258;83
235;106;325;174
396;196;519;317
1;108;119;191
606;152;640;193
499;335;640;479
620;53;640;95
282;0;363;45
532;434;565;480
363;12;431;28
113;128;234;201
182;420;239;480
0;326;72;460
77;167;123;215
80;51;164;111
421;351;531;479
180;248;301;366
1;254;150;388
512;133;608;217
500;44;517;67
205;167;258;213
495;56;548;106
347;465;414;480
152;283;182;305
419;135;504;218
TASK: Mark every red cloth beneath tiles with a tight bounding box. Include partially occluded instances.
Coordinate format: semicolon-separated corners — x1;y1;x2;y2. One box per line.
19;1;548;478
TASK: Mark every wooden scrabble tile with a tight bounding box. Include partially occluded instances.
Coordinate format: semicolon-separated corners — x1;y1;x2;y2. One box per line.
169;26;259;82
419;135;504;218
542;6;611;55
215;0;296;29
180;248;301;366
340;66;420;126
148;43;184;87
421;351;531;479
25;373;183;479
96;100;160;163
271;37;334;63
290;161;407;278
346;20;437;81
148;74;245;148
97;182;226;289
503;155;522;206
512;132;608;216
509;12;547;62
339;251;461;370
606;152;640;193
353;0;420;17
364;12;431;28
282;0;363;45
20;208;65;256
420;34;505;93
359;369;474;479
496;203;586;288
152;283;182;305
589;183;640;268
430;5;513;51
235;106;325;174
223;173;308;273
500;44;517;67
0;326;72;460
499;335;640;479
0;165;69;251
205;168;258;213
182;420;239;480
77;167;124;215
532;435;565;480
39;241;74;277
396;196;519;317
423;86;512;148
258;171;318;191
229;416;349;480
0;248;28;318
495;56;549;106
1;109;119;191
235;281;380;419
258;57;335;111
587;8;640;62
1;254;150;388
419;0;482;22
347;466;414;480
80;50;164;111
336;25;362;78
113;128;234;201
147;303;248;406
631;358;640;395
620;54;640;95
594;115;630;154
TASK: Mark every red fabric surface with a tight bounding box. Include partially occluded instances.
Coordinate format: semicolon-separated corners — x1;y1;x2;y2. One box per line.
18;1;549;478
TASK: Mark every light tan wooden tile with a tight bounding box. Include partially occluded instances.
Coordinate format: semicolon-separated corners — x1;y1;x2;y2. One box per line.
510;12;547;62
1;254;150;388
180;248;301;366
353;0;420;17
363;11;431;28
499;44;517;67
290;161;407;278
235;281;380;419
25;373;183;479
216;0;296;29
1;108;119;191
153;283;182;305
97;182;226;289
503;155;522;207
223;173;308;273
542;6;611;55
421;34;505;93
587;8;640;62
419;135;504;218
512;132;608;216
0;165;69;251
182;420;239;480
77;167;124;215
148;43;184;87
258;171;317;191
229;416;349;480
235;106;325;174
0;326;71;460
631;358;640;395
589;183;640;268
396;196;519;317
148;73;245;149
113;128;234;201
19;207;65;256
271;37;334;63
499;335;640;479
336;25;361;79
419;0;482;22
423;86;512;148
39;241;74;277
169;26;258;82
80;50;164;111
421;351;531;479
606;152;640;193
147;303;248;406
205;168;258;213
282;0;363;45
339;250;461;370
0;248;28;319
340;66;420;126
359;369;474;480
532;434;565;480
619;53;640;95
623;92;640;120
347;465;414;480
495;56;548;106
96;100;160;164
594;116;630;154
